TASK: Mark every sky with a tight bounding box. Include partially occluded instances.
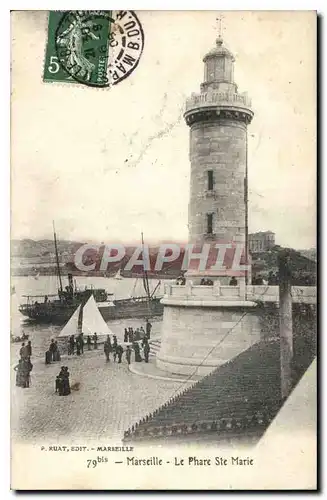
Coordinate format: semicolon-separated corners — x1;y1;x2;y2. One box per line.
11;10;316;249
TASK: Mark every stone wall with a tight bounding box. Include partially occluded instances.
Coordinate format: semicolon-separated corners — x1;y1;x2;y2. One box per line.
188;119;247;245
156;303;261;376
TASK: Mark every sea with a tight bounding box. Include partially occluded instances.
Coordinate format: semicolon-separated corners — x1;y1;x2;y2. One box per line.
11;275;171;360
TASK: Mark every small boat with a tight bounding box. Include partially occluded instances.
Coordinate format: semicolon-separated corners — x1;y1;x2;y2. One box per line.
114;268;123;280
58;294;114;342
11;333;29;343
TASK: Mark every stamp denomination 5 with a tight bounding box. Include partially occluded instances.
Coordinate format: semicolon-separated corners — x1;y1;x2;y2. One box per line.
43;10;144;88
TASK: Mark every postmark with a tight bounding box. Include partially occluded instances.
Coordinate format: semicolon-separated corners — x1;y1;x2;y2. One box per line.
43;10;144;87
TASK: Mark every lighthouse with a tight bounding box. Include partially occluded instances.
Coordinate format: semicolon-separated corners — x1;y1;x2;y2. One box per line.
156;31;261;377
185;34;253;251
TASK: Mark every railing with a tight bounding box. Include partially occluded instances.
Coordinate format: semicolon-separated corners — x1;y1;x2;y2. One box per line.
164;283;317;304
185;91;252;113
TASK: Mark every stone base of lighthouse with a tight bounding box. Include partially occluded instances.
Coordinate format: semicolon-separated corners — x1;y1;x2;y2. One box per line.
156;283;262;376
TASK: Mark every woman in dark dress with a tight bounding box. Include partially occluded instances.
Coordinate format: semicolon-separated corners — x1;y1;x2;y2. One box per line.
133;342;142;362
62;367;71;396
14;359;24;387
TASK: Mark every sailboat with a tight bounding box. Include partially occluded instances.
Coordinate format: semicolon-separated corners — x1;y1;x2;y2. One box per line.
114;268;123;280
108;232;164;320
58;294;114;340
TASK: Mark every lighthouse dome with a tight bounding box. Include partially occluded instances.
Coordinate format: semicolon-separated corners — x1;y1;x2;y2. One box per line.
203;37;235;62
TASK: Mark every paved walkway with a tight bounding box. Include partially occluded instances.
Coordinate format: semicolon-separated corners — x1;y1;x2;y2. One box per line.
11;319;180;444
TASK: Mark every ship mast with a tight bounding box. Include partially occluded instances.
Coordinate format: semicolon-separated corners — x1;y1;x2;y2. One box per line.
141;232;151;302
52;221;63;294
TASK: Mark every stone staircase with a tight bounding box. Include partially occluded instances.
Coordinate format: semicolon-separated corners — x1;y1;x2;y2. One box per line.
149;339;161;358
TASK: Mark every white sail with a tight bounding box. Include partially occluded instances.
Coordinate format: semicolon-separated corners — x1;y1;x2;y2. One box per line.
114;268;123;280
80;295;114;336
58;304;81;338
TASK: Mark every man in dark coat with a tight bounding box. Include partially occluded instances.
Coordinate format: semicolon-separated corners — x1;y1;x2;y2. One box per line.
45;350;52;364
143;341;150;363
145;319;152;339
69;335;75;355
78;333;84;354
125;346;132;365
124;328;128;343
116;345;123;364
104;340;111;362
49;339;56;361
26;341;32;357
93;332;98;350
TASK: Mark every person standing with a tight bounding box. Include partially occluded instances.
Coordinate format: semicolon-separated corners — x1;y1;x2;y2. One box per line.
19;342;27;359
124;328;128;343
69;335;75;355
49;339;56;361
14;359;24;387
112;335;118;362
145;319;152;340
93;332;98;350
133;342;142;362
62;367;71;396
45;349;52;364
23;357;33;387
125;346;132;365
116;344;123;364
53;341;61;362
143;341;150;363
26;340;32;358
87;335;91;350
78;333;84;354
104;340;111;362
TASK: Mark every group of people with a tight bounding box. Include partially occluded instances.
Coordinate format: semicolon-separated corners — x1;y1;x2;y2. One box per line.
45;339;61;364
103;331;151;365
123;319;152;343
103;334;123;363
55;366;71;396
68;332;101;355
131;337;151;364
14;341;33;388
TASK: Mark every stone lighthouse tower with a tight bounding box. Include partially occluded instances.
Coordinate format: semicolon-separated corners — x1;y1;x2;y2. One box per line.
156;32;261;377
184;34;253;267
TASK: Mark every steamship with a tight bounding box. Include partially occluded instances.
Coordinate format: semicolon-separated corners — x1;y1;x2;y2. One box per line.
18;228;164;325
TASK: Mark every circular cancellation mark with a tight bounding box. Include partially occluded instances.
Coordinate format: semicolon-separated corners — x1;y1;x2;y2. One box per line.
55;10;144;88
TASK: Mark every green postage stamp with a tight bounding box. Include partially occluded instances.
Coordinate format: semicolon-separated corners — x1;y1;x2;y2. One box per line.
43;10;144;87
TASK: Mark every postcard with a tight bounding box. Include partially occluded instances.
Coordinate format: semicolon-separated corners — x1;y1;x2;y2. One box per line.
10;10;317;490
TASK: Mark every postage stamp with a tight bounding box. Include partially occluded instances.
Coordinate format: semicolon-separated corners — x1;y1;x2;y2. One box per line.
43;10;144;87
11;10;317;491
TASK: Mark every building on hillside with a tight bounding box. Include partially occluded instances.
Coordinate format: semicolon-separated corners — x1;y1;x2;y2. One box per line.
249;231;275;253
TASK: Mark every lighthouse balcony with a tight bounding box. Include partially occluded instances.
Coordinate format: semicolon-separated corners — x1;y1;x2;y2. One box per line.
185;90;252;113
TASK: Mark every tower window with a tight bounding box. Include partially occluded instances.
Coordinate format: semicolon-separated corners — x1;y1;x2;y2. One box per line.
207;213;213;234
207;170;214;191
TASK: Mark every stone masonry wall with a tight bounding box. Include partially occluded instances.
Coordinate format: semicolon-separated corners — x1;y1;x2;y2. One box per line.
156;304;261;376
188;119;247;244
